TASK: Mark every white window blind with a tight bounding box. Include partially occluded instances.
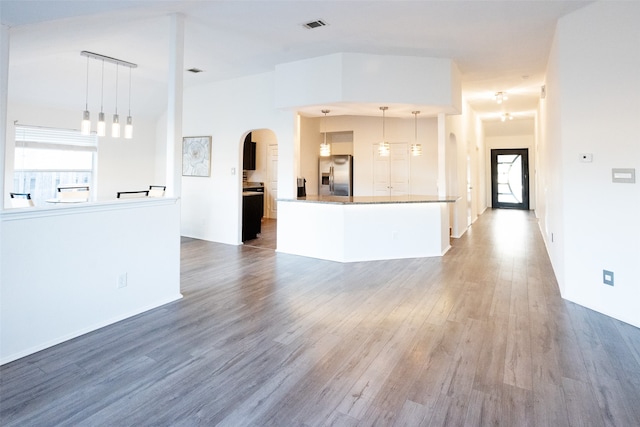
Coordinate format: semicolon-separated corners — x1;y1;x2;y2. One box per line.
15;125;98;152
13;125;97;206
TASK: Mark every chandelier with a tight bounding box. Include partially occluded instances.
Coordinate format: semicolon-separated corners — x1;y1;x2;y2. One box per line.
80;51;137;139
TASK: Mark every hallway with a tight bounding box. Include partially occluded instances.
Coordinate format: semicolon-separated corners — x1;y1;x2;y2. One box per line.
2;210;639;426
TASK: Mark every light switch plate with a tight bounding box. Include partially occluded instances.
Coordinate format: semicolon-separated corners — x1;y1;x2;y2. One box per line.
612;168;635;183
603;270;614;286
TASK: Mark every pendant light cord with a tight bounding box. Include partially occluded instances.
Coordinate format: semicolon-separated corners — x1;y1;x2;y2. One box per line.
114;63;119;114
380;106;388;141
128;66;132;116
322;110;329;146
100;60;104;113
84;56;89;110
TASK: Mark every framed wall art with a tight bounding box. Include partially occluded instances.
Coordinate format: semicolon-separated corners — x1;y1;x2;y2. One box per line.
182;136;211;177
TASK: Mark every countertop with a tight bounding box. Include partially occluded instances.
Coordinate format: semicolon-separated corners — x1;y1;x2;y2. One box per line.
280;195;459;205
243;182;264;190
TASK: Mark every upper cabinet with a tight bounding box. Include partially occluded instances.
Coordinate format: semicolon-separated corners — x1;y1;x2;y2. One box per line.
243;133;256;170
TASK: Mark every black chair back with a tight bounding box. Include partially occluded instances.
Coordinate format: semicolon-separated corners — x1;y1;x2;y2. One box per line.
117;190;150;199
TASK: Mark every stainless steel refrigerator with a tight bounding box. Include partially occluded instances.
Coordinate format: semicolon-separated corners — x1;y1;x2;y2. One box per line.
319;155;353;196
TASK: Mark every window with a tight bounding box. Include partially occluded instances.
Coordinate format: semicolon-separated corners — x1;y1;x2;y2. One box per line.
13;125;98;206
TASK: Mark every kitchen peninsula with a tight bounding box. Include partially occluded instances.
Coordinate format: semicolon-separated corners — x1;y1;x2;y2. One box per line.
277;195;458;262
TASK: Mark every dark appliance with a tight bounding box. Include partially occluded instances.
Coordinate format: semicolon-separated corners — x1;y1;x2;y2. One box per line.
297;177;306;197
242;182;264;241
243;133;256;170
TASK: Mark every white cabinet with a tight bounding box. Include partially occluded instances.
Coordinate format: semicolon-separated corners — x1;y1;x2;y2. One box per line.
373;143;409;196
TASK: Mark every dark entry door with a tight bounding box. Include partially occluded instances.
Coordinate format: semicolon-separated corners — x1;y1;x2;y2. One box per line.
491;148;529;210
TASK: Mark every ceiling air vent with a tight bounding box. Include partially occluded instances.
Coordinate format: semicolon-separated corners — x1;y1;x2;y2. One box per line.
303;19;327;29
187;68;204;73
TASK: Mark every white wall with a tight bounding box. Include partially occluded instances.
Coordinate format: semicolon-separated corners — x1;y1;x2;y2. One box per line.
0;24;8;206
444;101;483;238
540;2;640;327
180;72;295;245
537;30;565;294
275;53;461;113
1;199;182;364
470;104;486;219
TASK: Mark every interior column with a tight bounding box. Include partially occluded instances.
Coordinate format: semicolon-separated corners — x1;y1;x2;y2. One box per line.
166;13;184;198
437;112;447;197
0;24;9;208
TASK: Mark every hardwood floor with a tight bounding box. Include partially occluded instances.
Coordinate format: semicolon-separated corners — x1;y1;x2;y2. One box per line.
243;218;277;250
2;209;640;426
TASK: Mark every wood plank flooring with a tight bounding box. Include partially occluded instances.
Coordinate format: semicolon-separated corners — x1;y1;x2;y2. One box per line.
2;209;640;426
243;218;277;250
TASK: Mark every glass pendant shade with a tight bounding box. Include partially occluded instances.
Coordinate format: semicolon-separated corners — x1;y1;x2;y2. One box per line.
378;106;389;157
411;111;422;156
112;114;120;138
124;116;133;139
97;112;106;136
320;142;331;157
81;110;91;135
378;141;390;156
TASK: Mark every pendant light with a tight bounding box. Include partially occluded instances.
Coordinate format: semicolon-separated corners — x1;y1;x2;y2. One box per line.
411;111;422;156
112;63;121;138
124;66;133;139
320;109;331;157
80;55;91;135
494;91;508;104
80;51;137;138
379;106;389;157
97;59;106;136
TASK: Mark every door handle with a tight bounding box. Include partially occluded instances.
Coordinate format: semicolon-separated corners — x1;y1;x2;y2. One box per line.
329;166;334;192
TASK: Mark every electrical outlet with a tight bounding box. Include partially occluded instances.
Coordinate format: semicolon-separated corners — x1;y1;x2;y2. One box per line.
579;153;593;163
603;270;614;286
118;273;128;288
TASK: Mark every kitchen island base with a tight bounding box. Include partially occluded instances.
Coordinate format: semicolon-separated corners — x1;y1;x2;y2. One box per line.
277;196;455;262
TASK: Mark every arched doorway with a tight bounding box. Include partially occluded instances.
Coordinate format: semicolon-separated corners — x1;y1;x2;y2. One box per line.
240;129;278;249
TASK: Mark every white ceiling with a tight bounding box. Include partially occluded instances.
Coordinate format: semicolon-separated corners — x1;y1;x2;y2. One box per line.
1;0;593;122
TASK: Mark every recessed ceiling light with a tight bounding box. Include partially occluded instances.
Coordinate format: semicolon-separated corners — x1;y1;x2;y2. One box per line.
303;19;327;29
187;68;204;73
